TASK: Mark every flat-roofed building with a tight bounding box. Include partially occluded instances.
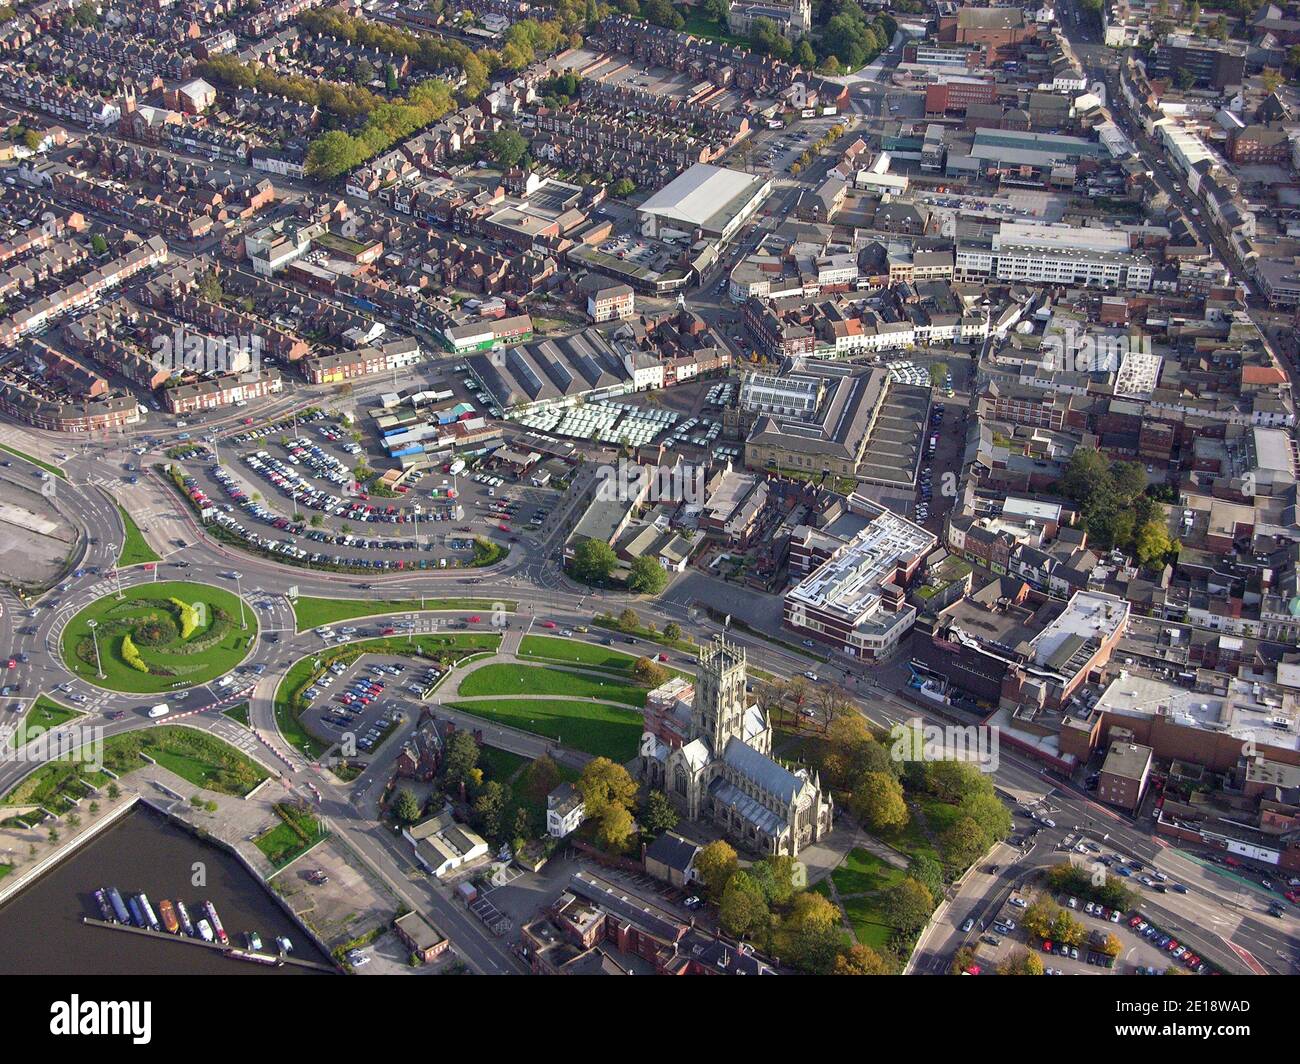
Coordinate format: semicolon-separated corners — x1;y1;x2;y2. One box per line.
1097;741;1152;811
393;911;450;964
1004;589;1130;711
638;163;771;243
958;221;1153;291
784;501;935;661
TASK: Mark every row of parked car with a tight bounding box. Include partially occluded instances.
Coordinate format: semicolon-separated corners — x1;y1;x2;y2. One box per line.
226;409;327;446
1127;915;1209;974
185;473;442;571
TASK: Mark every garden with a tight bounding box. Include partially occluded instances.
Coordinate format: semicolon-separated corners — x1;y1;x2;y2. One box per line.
60;581;256;693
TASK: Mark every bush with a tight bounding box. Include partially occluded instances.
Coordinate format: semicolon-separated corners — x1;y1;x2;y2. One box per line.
121;633;149;673
169;597;203;639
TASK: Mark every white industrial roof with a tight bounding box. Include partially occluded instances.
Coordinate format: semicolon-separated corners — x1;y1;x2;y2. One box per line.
638;163;764;227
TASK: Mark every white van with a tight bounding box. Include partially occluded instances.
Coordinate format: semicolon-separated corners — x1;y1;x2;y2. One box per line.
148;703;170;718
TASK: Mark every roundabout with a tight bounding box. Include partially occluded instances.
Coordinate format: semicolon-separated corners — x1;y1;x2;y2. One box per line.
58;580;258;695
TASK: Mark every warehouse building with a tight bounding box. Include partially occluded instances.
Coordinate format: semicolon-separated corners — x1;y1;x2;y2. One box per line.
638;163;772;243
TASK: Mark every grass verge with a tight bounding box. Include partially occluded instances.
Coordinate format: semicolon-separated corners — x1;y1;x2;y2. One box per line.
457;663;647;706
447;698;641;761
292;596;514;631
0;443;64;479
116;505;160;566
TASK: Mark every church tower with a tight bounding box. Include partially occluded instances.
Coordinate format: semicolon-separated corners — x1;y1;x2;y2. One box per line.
692;635;748;752
792;0;812;36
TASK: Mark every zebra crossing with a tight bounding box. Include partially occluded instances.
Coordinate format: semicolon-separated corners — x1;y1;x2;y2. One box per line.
211;716;259;757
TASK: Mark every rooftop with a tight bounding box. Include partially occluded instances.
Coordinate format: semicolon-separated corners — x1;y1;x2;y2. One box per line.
638;163;767;230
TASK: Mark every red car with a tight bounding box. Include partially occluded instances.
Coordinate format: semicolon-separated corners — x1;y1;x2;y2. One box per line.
657;653;669;662
542;621;557;629
1285;889;1300;904
467;616;481;624
5;659;14;670
1041;940;1053;953
242;417;254;425
381;627;396;636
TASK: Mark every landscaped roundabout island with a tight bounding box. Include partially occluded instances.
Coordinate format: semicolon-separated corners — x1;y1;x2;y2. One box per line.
60;581;257;694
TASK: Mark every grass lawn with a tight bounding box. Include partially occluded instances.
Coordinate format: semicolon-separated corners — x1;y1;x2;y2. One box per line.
880;814;942;869
519;636;692;682
60;581;256;694
831;848;907;897
14;695;81;736
2;759;95;814
591;615;698;654
222;701;251;726
255;820;311;866
274;656;331;760
116;505;160;566
518;635;641;672
917;794;963;835
773;727;832;767
477;745;527;783
678;11;749;45
0;443;64;479
831;849;915;952
292;596;514;631
448;698;642;761
841;894;901;953
137;726;269;795
2;725;264;807
255;803;326;867
458;664;647;706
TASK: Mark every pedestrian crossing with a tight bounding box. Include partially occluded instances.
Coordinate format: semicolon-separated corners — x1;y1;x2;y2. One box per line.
211;717;259;757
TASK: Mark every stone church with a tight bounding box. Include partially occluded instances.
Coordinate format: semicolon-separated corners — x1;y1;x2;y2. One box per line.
639;636;832;857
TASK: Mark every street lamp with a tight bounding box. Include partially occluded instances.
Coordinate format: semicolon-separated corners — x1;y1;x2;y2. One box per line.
86;619;104;679
233;571;247;630
109;549;123;599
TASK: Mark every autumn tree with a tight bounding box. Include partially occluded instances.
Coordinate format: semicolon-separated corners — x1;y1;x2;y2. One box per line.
834;942;892;974
998;947;1044;975
882;878;934;932
748;854;798;907
849;771;908;832
576;756;639;850
719;871;770;939
1022;897;1060;941
632;656;668;687
694;839;739;897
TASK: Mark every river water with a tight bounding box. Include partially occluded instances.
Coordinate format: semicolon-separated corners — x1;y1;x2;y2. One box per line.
0;803;329;974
